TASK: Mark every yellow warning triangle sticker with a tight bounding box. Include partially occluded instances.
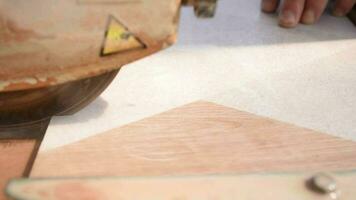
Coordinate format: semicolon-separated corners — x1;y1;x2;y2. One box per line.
101;16;146;56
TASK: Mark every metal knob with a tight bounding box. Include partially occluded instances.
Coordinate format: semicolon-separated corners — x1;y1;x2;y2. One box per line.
307;173;340;199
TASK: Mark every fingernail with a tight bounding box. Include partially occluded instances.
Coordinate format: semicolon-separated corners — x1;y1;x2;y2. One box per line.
302;9;315;24
261;1;274;12
333;8;345;17
279;10;297;27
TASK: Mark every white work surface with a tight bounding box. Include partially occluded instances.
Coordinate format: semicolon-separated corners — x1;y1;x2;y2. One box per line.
41;0;356;151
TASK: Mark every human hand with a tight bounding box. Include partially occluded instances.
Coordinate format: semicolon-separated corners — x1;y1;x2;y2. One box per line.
261;0;356;28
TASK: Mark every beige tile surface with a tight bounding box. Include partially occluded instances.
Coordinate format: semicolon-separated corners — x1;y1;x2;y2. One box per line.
41;0;356;151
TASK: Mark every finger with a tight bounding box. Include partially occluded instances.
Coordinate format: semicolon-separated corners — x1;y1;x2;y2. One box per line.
279;0;306;28
261;0;280;13
301;0;328;24
333;0;356;16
